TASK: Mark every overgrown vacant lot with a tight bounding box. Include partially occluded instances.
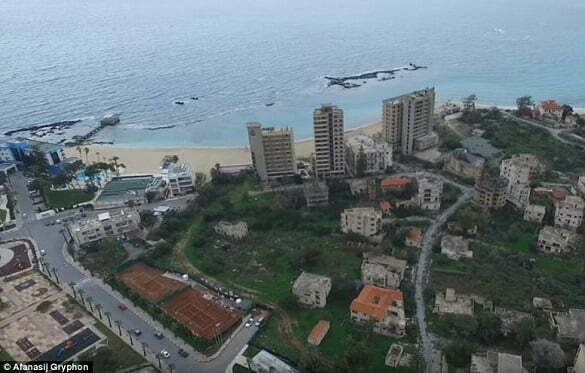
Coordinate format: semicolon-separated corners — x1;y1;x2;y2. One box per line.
431;205;585;310
46;189;94;209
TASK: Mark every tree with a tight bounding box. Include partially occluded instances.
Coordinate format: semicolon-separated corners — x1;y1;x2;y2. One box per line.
195;172;207;188
516;96;534;116
514;317;535;348
530;339;565;372
444;341;475;368
444;314;478;339
561;104;573;122
476;312;502;344
140;211;157;229
355;146;367;177
83;147;90;163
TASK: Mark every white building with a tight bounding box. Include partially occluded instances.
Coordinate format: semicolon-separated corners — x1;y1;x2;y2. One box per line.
417;177;443;211
524;204;546;224
441;235;473;260
470;351;528;373
250;350;299;373
537;226;576;255
340;207;382;237
554;195;585;231
0;143;15;163
292;272;332;308
500;154;544;209
361;253;407;289
160;162;195;198
66;209;141;247
346;135;392;175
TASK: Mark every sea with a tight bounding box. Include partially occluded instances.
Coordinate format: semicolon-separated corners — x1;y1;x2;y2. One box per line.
2;0;585;147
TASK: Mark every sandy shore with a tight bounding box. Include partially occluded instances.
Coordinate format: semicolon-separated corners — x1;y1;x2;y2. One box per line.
66;120;383;175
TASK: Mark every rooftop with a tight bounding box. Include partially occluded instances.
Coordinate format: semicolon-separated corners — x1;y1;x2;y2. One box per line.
551;308;585;342
540;100;562;112
451;148;486;167
407;226;423;241
462;136;501;159
350;285;403;320
381;176;412;189
307;320;330;346
292;272;331;293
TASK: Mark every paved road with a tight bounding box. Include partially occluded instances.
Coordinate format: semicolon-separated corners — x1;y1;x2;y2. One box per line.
1;177;256;373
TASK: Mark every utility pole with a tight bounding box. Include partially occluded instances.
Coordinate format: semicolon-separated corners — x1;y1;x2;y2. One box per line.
115;320;122;336
104;312;112;328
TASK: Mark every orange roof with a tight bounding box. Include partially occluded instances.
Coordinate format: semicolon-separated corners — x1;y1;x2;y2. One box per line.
407;227;422;241
381;176;412;189
379;200;392;210
307;320;330;346
350;285;403;320
540;100;562;112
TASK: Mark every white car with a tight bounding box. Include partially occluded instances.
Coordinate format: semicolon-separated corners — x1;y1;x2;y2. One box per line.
40;249;46;256
245;321;252;328
160;350;170;359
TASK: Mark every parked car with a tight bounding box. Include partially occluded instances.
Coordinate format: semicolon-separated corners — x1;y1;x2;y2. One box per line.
160;350;170;359
178;349;189;358
255;317;264;327
154;331;164;339
133;329;142;336
245;321;252;328
118;304;127;311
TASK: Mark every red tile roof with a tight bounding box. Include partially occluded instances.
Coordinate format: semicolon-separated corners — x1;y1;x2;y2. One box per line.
540;100;562;112
407;227;423;241
381;176;412;189
379;200;392;211
307;320;330;346
350;285;403;320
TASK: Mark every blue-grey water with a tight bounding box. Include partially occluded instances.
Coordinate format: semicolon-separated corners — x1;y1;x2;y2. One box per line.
1;0;584;146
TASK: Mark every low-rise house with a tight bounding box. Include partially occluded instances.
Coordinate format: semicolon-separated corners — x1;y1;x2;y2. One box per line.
160;161;195;197
405;227;423;248
434;288;474;316
414;132;439;151
538;100;563;118
361;253;407;289
214;221;248;239
66;209;141;247
532;297;553;310
524;204;546;223
441;234;473;260
307;320;330;346
379;200;392;215
417;177;443;211
249;350;299;373
341;207;382;237
554;195;585;231
470;351;528;373
346;135;393;175
447;222;478;237
573;344;585;373
350;285;406;337
444;148;486;180
292;272;332;308
381;176;413;191
303;180;329;208
537;226;576;255
550;309;585;343
474;174;508;209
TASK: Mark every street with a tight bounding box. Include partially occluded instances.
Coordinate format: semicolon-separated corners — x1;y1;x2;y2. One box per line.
1;173;257;373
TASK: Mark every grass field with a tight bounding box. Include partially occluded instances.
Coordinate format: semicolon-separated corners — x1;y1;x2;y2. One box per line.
93;321;146;369
46;189;94;209
0;346;13;361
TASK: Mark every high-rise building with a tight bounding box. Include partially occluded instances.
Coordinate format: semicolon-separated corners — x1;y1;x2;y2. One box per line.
382;88;436;155
247;122;297;182
313;104;345;177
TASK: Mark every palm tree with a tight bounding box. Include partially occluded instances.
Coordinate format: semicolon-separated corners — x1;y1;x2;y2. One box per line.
83;147;90;164
76;145;82;159
96;151;100;164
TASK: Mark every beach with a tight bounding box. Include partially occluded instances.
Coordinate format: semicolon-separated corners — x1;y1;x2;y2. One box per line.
67;120;383;176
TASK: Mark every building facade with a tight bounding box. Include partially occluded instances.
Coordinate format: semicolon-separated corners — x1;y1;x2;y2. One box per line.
417;177;443;211
247;123;297;182
346;135;392;175
340;207;382;237
382;87;436;155
537;225;576;255
470;351;528;373
444;148;486;180
313;104;345;178
500;154;544;209
161;162;195;197
523;204;546;223
291;272;332;308
474;174;508;209
361;253;407;289
303;180;329;208
554;195;585;231
350;285;406;337
67;209;141;247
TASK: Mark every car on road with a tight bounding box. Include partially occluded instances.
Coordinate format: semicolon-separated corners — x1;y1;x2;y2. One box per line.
133;329;142;336
40;249;46;256
154;331;164;339
178;348;189;358
245;321;252;328
118;304;127;311
255;317;264;327
160;350;170;359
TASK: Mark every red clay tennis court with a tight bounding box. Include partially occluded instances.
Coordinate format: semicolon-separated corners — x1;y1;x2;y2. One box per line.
162;286;242;339
118;262;185;303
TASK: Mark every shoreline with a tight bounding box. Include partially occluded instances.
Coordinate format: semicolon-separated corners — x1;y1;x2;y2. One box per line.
65;100;584;175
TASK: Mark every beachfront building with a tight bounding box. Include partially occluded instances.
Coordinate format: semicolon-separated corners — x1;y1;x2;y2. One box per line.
417;176;443;211
313;104;345;178
536;225;576;255
66;208;141;247
0;143;16;163
160;161;195;198
444;148;485;180
361;252;407;289
524;204;546;224
292;272;332;308
500;154;544;209
4;139;70;175
350;285;406;337
474;173;508;209
247;122;297;182
340;207;382;237
554;195;585;231
93;175;166;209
470;351;528;373
345;135;392;175
382;87;436;155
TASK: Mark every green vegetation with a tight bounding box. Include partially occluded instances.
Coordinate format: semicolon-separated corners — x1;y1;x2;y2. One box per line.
0;347;13;362
0;209;6;223
232;365;254;373
84;322;146;370
78;239;129;278
46;189;94;209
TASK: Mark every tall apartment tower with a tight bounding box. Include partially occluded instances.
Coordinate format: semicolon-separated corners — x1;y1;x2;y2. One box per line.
313;104;345;177
382;87;436;155
247;122;297;182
